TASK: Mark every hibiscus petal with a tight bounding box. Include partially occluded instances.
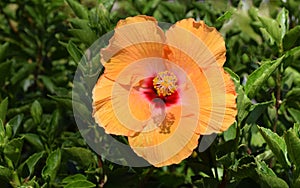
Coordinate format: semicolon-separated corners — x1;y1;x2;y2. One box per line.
128;105;202;167
166;18;226;67
93;75;140;136
101;15;166;84
198;66;237;134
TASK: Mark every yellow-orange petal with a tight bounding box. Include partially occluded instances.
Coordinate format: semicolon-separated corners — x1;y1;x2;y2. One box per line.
128;105;201;167
93;75;143;136
101;16;165;84
165;18;226;68
219;69;237;131
198;66;237;134
116;15;157;28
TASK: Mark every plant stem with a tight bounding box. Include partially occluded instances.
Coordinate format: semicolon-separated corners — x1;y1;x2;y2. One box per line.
98;156;105;188
273;45;284;133
219;168;227;188
273;69;281;133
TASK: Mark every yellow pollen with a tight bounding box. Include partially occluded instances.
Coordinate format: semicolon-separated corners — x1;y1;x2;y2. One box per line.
153;71;177;97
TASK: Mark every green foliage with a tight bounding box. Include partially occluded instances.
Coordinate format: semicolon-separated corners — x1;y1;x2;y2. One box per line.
258;127;289;169
245;56;284;99
0;0;300;187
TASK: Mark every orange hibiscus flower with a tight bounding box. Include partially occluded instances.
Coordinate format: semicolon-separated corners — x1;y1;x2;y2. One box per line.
92;15;237;167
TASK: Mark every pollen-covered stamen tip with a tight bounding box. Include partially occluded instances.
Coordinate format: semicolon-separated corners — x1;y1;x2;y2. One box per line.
153;71;178;97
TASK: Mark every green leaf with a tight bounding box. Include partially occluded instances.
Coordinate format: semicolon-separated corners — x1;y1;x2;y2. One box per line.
258;15;282;45
160;1;186;15
66;0;88;19
246;101;272;124
283;26;300;50
69;29;97;46
255;169;289;188
237;86;252;123
157;4;175;23
285;129;300;173
23;118;34;133
0;42;9;62
295;176;300;188
50;109;60;129
5;123;12;139
0;61;12;86
42;149;61;182
23;133;44;151
284;46;300;68
285;46;300;59
217;152;234;168
257;160;276;176
0;120;5;144
224;67;240;86
251;125;266;147
0;165;12;181
101;0;116;11
48;95;72;109
216;10;233;23
285;88;300;102
89;4;111;34
63;147;95;168
62;174;87;184
66;41;83;64
255;160;289;188
0;97;8;123
4;137;23;165
40;75;56;93
245;56;284;99
21;151;45;177
260;28;276;45
47;110;60;143
30;100;43;124
6;114;23;137
293;123;300;137
10;63;36;85
223;122;236;141
72;100;91;121
282;67;298;89
258;127;289;169
230;156;257;180
65;180;96;188
142;0;161;14
276;7;289;41
69;18;90;30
